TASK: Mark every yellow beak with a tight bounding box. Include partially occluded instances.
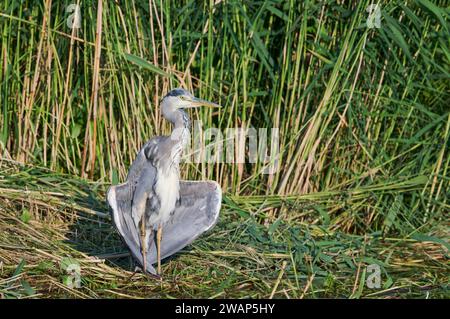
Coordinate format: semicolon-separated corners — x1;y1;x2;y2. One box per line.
189;97;221;108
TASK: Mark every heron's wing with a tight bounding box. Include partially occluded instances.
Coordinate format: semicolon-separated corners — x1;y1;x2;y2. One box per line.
127;139;162;225
107;182;156;274
142;180;222;267
107;140;161;274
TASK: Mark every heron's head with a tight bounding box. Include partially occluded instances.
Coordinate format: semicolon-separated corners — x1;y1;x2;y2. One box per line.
161;88;220;122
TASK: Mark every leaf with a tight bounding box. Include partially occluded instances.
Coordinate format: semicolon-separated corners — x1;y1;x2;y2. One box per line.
21;209;31;224
383;195;402;233
360;257;388;267
342;255;355;269
123;53;170;77
268;218;282;235
266;4;289;22
350;267;366;299
249;30;275;80
318;252;333;263
382;275;393;290
416;0;449;33
411;233;450;251
383;13;412;60
237;7;275;81
13;259;26;277
112;169;119;186
223;196;250;218
20;280;35;296
315;206;330;226
400;4;423;30
71;124;81;139
248;223;267;243
37;261;54;272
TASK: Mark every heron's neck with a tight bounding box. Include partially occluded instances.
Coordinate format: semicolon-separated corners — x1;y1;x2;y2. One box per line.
170;109;190;146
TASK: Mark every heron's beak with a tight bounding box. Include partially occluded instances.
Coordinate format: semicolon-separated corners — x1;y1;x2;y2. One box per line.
189;97;221;108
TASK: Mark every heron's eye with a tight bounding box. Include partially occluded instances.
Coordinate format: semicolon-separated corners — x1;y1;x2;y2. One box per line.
180;95;188;101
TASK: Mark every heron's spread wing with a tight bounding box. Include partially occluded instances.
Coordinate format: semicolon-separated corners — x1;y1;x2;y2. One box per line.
107;179;158;274
107;180;221;274
147;180;222;262
106;139;161;274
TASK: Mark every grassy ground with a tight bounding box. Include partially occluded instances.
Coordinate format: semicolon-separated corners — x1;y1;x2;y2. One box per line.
0;0;449;298
0;160;448;298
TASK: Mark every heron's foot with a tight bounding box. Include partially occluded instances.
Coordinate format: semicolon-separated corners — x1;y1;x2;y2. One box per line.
144;271;162;281
132;265;161;281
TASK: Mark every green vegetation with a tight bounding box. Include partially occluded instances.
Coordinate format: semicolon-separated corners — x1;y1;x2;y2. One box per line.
0;0;448;298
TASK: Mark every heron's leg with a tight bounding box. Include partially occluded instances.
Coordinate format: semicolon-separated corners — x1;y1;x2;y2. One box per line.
140;215;147;273
157;224;163;275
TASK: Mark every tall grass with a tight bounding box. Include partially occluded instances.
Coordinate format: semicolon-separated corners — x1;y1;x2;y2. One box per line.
0;0;449;237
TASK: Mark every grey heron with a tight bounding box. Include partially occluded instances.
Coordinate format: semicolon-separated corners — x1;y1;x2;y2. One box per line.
106;88;222;276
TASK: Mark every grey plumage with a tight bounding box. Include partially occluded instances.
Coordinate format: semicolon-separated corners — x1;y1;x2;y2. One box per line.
106;88;221;275
107;179;221;275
